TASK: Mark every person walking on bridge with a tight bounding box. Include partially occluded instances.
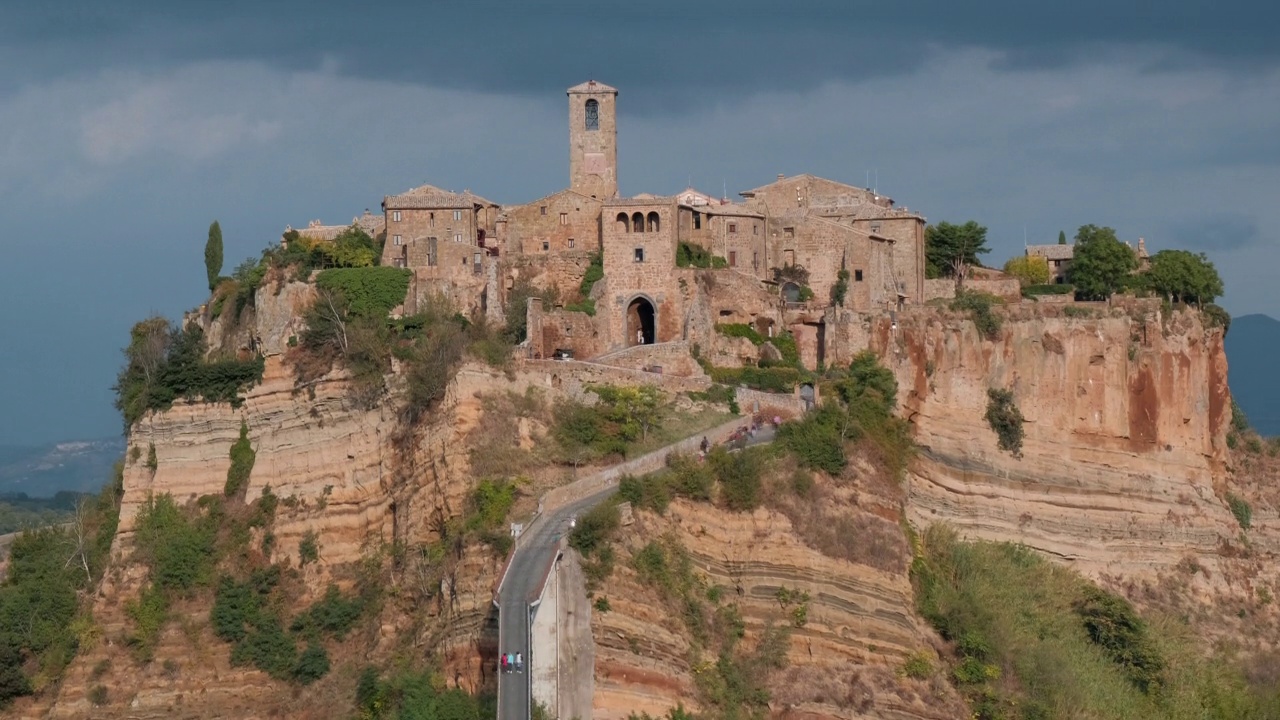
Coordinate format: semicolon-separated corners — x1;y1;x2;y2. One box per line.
515;651;523;673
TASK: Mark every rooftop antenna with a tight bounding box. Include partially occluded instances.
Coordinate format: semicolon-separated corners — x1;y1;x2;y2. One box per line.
873;169;878;194
866;170;870;189
1023;225;1027;249
723;179;727;201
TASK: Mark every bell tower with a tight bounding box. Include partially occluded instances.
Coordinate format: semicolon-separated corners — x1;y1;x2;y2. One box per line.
567;80;618;199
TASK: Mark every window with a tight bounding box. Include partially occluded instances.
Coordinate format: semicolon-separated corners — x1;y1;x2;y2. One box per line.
728;223;737;234
784;227;794;238
870;222;882;232
568;238;575;249
728;250;737;267
540;206;547;216
461;256;467;266
453;210;462;221
585;99;599;131
393;235;402;246
560;212;568;225
634;247;644;262
693;211;701;230
753;224;758;235
429;212;435;227
855;269;864;282
542;241;549;251
392;210;401;222
454;233;462;243
752;252;759;270
647;212;660;232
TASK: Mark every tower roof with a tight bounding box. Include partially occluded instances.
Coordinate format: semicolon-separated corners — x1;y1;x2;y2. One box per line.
566;79;617;95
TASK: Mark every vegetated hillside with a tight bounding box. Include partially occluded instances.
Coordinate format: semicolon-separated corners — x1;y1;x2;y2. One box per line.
0;438;125;496
1225;313;1280;437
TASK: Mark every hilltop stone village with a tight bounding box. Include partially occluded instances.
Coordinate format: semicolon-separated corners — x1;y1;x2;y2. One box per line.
285;80;1147;372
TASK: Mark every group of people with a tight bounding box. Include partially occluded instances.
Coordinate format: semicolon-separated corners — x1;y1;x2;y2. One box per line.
500;651;524;673
697;415;782;459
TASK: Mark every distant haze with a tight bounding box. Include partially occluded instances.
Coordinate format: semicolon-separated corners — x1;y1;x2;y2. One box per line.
1225;314;1280;437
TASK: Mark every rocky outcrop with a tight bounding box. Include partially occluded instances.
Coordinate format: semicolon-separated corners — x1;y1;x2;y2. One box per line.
591;495;966;720
870;300;1240;578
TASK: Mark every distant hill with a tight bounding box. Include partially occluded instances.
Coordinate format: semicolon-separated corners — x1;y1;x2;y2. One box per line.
1225;314;1280;437
0;438;124;497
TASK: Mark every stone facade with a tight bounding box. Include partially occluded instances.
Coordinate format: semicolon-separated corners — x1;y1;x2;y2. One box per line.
293;80;939;371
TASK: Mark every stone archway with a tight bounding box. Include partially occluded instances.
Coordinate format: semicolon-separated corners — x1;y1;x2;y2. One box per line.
626;296;656;346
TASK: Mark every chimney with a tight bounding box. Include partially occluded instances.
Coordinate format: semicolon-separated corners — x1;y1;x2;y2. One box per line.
777;173;785;182
1138;237;1147;252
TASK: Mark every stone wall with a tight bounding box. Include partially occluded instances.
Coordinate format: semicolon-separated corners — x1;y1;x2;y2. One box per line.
590;341;704;378
382;205;477;268
924;277;1021;303
501;189;602;257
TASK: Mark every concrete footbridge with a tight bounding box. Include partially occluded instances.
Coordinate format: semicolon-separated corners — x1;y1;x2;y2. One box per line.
493;416;779;720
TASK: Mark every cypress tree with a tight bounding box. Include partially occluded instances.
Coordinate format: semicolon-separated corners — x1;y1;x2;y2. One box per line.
1058;230;1067;245
205;221;224;291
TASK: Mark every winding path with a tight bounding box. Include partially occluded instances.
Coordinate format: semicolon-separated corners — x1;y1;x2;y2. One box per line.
495;421;777;719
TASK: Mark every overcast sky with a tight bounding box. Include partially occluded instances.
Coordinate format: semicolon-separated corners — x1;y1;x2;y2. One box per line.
2;1;1277;445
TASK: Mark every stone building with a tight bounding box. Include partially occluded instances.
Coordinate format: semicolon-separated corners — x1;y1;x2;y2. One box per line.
1027;237;1151;285
291;80;934;370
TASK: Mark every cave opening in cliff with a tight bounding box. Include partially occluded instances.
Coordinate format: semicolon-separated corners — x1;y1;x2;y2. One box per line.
627;297;656;346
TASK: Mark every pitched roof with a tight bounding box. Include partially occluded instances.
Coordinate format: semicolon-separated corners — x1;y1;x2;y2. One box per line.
678;200;764;218
1026;244;1075;260
604;196;672;208
383;184;495;210
567;79;618;94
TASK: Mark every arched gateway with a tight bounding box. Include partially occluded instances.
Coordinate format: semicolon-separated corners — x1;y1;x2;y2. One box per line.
626;296;656;346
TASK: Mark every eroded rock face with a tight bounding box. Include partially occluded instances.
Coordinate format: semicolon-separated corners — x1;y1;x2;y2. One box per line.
870;301;1238;578
592;498;967;720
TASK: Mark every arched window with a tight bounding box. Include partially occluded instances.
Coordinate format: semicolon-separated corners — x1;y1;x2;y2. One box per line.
632;212;645;233
646;212;660;233
616;212;630;233
585;99;600;131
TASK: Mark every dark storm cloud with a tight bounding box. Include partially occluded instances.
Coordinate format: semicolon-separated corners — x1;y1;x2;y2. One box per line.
4;0;1279;103
1171;215;1262;252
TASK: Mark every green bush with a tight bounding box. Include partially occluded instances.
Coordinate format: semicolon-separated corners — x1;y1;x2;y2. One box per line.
1227;493;1252;530
715;323;765;345
569;503;620;558
1023;283;1075;296
985;388;1025;456
1202;303;1231;333
709;366;804;393
1072;586;1164;694
291;585;364;641
778;406;847;474
901;650;934;679
709;447;763;511
951;291;1002;340
224;422;255;498
579;252;604;297
134;494;217;592
677;242;717;268
1063;304;1094;318
125;584;170;662
299;531;320;565
291;643;330;685
831;268;851;304
114;322;265;430
314;267;411;318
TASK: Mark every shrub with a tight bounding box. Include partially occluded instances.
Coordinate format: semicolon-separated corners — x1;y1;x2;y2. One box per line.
715;323;765;345
985;388;1025;456
1063;304;1094;318
224;422;255;498
1022;283;1074;296
291;585;364;641
1202;303;1231;333
292;643;331;685
1072;587;1164;694
779;407;847;474
951;291;1002;340
901;650;934;679
125;584;170;662
831;268;851;304
314;267;411;318
579;252;604;297
710;447;763;511
299;531;320;565
594;597;611;612
1227;493;1252;530
133;494;217;592
1004;255;1051;286
89;685;109;706
569;503;620;558
709;366;804;393
145;443;158;472
677;242;716;268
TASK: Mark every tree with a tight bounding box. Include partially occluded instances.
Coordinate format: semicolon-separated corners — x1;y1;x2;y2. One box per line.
1003;256;1051;286
925;221;990;279
1146;249;1224;306
1069;225;1136;300
1058;230;1067;245
205;221;224;292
